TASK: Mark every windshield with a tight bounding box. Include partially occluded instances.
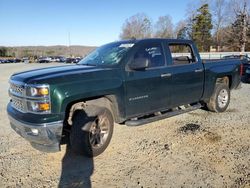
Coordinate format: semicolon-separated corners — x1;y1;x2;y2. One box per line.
78;42;134;66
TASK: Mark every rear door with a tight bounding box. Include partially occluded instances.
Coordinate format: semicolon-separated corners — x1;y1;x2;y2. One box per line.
124;41;172;118
165;42;204;106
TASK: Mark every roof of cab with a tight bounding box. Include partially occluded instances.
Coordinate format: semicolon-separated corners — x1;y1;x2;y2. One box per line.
118;38;193;44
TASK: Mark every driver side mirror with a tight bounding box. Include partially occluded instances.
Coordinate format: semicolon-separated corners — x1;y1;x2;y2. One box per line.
129;57;150;70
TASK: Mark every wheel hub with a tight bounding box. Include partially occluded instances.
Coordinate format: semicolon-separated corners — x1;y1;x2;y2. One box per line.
89;115;109;148
218;89;229;108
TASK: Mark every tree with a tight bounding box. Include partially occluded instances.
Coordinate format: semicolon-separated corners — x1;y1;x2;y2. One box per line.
192;4;213;52
221;0;250;51
211;0;228;51
120;13;152;39
154;15;174;38
184;2;201;40
0;47;7;57
231;0;249;52
175;20;189;39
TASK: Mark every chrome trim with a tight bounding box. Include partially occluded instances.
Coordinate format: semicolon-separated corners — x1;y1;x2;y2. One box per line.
194;69;203;73
10;96;27;113
8;114;63;129
161;73;172;78
11;94;51;103
9;82;25;97
9;91;50;101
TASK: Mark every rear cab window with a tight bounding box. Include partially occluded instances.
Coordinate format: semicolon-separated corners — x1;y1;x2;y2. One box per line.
168;43;197;66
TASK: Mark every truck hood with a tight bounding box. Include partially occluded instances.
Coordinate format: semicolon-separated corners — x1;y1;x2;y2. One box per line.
10;64;115;84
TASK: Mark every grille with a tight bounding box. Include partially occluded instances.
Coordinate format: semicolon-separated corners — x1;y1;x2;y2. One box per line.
9;81;26;112
10;82;25;96
11;98;25;112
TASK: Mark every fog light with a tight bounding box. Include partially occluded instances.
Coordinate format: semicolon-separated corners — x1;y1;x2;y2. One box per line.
28;101;51;112
31;128;39;135
38;103;50;111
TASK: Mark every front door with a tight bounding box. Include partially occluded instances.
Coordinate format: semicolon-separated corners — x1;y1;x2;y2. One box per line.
124;42;172;118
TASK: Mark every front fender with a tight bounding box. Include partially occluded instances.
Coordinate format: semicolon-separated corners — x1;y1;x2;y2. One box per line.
50;78;123;114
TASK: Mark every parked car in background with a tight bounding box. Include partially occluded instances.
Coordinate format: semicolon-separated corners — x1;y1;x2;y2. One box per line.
49;56;58;62
65;57;73;63
8;59;15;63
58;56;66;63
244;67;250;83
53;56;66;63
1;59;10;63
14;58;22;63
65;57;82;63
9;58;21;63
38;57;52;63
44;56;66;63
223;55;250;82
21;57;30;64
0;58;21;63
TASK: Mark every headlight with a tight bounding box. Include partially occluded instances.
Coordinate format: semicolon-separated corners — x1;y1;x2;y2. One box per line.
26;84;51;113
27;85;49;97
27;101;51;113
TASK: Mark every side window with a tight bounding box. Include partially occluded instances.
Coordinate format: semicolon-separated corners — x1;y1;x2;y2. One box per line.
134;43;165;68
169;44;196;66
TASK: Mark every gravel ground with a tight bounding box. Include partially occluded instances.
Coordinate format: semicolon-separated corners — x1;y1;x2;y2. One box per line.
0;63;249;188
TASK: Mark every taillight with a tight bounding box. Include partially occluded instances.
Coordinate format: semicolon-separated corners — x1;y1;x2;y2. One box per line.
240;64;244;76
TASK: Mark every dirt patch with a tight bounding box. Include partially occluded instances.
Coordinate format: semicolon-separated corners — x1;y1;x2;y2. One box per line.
179;123;201;133
226;108;239;113
204;131;222;143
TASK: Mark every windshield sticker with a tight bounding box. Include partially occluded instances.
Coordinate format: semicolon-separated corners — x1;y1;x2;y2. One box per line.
119;43;134;48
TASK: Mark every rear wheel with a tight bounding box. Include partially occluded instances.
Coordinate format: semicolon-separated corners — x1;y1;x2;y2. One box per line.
70;106;114;157
206;83;230;112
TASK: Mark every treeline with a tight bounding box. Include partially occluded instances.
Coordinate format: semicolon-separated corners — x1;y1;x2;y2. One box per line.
120;0;250;52
0;46;96;58
0;47;8;57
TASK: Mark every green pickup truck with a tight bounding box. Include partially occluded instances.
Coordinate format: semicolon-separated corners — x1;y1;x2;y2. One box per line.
7;39;242;157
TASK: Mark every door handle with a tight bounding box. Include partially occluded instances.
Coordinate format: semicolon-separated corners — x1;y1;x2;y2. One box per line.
194;69;203;73
161;73;172;78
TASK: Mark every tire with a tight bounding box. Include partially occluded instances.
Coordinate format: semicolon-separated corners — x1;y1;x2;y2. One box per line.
70;106;114;157
206;83;230;113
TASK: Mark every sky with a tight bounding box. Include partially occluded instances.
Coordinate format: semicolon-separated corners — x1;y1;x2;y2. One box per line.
0;0;192;46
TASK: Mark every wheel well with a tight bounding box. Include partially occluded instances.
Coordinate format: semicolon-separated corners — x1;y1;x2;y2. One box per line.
64;96;116;126
216;76;232;88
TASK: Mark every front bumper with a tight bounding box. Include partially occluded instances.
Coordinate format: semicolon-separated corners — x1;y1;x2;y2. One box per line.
8;114;63;152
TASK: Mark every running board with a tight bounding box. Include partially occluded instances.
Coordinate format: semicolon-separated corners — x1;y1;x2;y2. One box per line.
125;103;202;126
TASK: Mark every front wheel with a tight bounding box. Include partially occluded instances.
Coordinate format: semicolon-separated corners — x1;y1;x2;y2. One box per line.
206;83;230;113
70;106;114;157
